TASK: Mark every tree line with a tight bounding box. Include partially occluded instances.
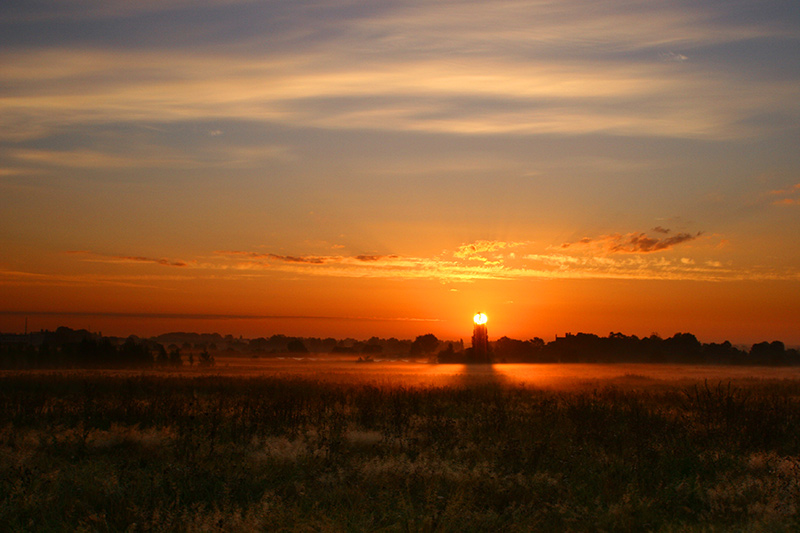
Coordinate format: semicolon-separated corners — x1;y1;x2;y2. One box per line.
1;326;798;368
432;332;798;365
0;327;214;370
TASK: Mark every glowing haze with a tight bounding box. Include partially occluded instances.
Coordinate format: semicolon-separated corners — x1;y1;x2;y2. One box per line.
1;1;799;344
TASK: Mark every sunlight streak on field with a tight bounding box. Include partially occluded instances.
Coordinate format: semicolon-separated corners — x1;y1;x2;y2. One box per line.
491;363;800;389
11;358;800;390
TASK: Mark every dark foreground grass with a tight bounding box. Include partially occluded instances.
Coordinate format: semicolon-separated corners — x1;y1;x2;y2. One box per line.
2;373;800;531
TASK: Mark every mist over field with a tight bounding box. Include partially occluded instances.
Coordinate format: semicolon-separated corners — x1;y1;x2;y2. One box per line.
5;324;800;530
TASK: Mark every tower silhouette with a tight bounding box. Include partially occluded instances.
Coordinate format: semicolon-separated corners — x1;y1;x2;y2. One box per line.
471;313;490;363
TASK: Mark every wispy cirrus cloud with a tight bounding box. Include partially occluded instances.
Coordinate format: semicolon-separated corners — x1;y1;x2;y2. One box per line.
0;268;180;289
659;52;689;63
10;148;190;169
5;145;290;171
0;0;255;23
2;0;797;145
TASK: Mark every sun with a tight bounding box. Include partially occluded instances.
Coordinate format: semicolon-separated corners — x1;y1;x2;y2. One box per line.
473;312;487;325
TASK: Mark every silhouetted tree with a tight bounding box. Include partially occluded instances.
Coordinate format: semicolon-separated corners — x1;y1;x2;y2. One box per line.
120;336;153;367
410;334;439;355
156;344;169;365
169;346;183;366
436;342;460;363
751;341;787;365
198;349;215;366
361;343;382;354
493;336;530;361
287;339;308;353
664;333;702;362
249;337;269;352
703;341;746;364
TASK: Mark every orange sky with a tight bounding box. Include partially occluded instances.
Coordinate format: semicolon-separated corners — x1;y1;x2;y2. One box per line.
1;1;799;345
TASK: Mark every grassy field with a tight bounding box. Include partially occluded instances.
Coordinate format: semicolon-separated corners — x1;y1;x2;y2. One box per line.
2;363;800;531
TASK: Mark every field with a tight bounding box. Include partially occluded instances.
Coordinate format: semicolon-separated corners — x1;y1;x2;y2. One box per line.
3;360;800;531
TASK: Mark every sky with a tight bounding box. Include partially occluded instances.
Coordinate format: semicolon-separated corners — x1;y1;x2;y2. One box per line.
1;0;799;345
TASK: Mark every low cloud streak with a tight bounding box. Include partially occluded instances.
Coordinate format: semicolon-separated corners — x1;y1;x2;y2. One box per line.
769;183;800;206
9;236;800;291
66;251;189;267
561;231;703;254
195;239;796;283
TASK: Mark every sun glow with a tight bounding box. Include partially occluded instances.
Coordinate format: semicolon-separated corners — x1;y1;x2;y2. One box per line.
473;312;487;325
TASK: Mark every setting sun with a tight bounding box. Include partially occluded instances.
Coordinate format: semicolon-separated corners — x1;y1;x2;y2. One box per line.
473;313;488;325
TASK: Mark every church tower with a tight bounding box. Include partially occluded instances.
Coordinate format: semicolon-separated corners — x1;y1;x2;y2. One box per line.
471;312;490;363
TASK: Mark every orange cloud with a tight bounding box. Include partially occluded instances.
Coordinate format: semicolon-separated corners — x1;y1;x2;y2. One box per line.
768;183;800;205
56;239;800;286
453;240;523;260
769;183;800;195
210;240;732;282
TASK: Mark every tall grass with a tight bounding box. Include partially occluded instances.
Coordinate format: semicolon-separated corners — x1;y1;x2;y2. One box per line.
2;374;800;531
